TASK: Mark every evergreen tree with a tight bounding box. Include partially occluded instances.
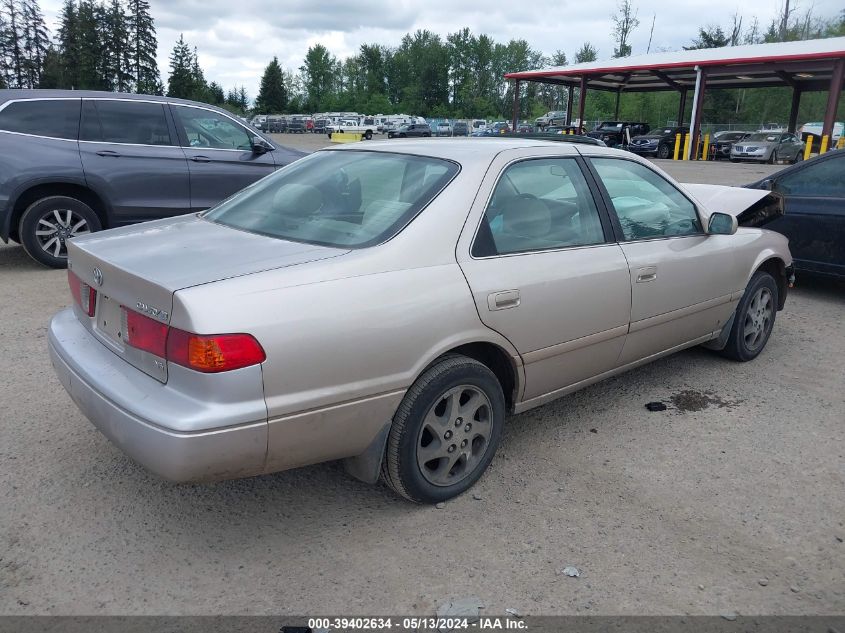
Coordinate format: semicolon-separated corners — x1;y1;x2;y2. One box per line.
189;45;208;101
256;56;287;113
208;81;224;104
55;0;78;88
75;0;104;89
166;33;193;98
20;0;49;87
237;85;249;110
1;0;25;87
102;0;132;91
38;44;61;87
126;0;159;93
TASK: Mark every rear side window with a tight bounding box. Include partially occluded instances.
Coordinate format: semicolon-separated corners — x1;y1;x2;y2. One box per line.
0;99;80;140
81;100;173;146
472;158;606;257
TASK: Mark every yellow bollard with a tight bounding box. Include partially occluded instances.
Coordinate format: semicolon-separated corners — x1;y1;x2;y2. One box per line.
673;133;681;160
682;133;691;161
837;135;845;150
803;135;813;161
701;134;710;161
820;134;829;154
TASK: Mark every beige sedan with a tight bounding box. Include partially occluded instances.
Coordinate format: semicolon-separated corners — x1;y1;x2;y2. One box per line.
49;139;793;503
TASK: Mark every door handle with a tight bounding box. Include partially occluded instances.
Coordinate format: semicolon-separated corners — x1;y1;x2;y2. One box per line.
487;289;520;311
96;150;121;157
190;155;211;163
636;266;658;283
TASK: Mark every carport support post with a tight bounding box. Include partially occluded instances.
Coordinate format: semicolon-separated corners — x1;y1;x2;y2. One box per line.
577;76;588;133
822;59;845;142
787;87;802;133
614;89;621;119
565;86;574;125
687;67;706;160
511;80;520;131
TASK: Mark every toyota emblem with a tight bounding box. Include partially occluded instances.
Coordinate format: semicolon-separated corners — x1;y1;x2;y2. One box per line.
92;267;103;287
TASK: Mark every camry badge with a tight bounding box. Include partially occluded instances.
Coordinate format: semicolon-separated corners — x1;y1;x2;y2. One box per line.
92;267;103;286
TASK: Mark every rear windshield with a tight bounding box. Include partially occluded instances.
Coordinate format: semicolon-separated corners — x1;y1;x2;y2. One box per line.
205;150;459;248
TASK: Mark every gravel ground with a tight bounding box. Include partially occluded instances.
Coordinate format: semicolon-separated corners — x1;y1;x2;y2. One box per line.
0;152;842;617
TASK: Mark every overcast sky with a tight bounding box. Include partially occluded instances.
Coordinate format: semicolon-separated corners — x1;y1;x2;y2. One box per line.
41;0;843;99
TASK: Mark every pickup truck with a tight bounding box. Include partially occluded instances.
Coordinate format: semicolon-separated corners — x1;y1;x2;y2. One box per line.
326;119;376;140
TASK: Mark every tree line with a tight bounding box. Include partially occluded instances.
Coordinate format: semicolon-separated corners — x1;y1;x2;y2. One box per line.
1;0;844;126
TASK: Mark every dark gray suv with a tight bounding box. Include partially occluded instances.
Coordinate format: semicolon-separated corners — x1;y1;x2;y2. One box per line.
0;90;305;267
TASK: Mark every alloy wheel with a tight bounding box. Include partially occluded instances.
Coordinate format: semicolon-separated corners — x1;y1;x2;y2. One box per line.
416;385;493;487
743;287;773;352
34;208;90;259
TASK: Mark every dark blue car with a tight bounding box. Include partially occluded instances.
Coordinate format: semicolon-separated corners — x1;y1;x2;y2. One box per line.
748;150;845;278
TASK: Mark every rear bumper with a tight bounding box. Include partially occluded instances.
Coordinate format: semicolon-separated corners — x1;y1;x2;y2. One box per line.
48;308;268;482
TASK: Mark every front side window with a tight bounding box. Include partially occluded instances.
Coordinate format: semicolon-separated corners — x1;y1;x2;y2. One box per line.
82;100;172;145
776;155;844;197
205;150;458;248
472;158;606;257
174;106;253;150
591;158;702;240
0;99;80;140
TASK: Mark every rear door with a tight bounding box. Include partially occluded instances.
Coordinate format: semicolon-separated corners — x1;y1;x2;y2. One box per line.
768;153;845;276
587;156;739;364
79;99;191;224
457;149;631;404
171;104;276;212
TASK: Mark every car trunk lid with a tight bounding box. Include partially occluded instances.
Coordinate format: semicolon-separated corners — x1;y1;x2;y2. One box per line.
67;214;348;382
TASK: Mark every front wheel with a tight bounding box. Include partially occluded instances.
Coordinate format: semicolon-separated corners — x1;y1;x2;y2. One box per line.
792;151;804;164
720;271;778;362
364;130;373;140
19;196;101;268
382;355;505;503
657;143;671;159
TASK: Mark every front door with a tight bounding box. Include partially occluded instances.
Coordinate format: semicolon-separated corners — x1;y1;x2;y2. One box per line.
171;105;277;212
457;154;631;403
78;99;191;224
588;156;739;364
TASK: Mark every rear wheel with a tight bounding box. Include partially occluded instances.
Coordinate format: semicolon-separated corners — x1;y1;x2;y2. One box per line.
720;271;778;362
382;355;505;503
364;130;373;140
19;196;101;268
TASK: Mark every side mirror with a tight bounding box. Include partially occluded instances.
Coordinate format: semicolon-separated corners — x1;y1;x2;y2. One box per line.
759;178;774;190
252;136;274;154
708;212;738;235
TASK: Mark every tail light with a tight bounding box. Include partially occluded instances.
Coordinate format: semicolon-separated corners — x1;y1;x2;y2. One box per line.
120;306;265;373
68;271;96;317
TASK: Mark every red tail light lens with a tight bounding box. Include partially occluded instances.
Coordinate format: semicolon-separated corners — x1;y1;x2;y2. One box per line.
119;306;265;372
166;329;266;373
68;270;96;317
122;308;168;357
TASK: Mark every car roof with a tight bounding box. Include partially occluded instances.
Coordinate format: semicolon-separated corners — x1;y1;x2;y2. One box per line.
324;138;581;161
0;88;222;110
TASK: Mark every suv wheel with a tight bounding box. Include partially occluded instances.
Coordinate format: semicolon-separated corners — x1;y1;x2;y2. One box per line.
19;196;102;268
382;354;505;503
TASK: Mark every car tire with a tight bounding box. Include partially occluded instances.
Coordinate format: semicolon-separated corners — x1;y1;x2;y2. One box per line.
381;354;506;504
657;143;671;159
720;270;778;362
19;196;102;269
730;158;738;163
767;151;776;164
364;130;373;140
793;151;803;164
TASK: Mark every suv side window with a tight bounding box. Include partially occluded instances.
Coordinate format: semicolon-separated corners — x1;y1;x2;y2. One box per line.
174;106;253;150
591;158;702;241
81;100;173;145
0;99;80;140
472;158;606;257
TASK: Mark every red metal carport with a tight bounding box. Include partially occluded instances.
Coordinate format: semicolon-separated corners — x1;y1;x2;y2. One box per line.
505;37;845;158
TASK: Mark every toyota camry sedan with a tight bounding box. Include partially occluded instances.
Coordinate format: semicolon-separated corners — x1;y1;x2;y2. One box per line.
49;139;793;504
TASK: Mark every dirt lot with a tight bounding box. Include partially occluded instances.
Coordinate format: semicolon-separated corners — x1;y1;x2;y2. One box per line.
0;150;843;617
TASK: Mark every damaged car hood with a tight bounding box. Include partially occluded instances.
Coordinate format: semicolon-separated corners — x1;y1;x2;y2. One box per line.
681;183;784;228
